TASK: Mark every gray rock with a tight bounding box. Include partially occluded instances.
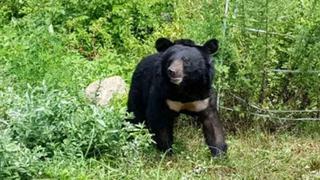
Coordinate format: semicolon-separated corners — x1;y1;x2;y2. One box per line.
85;76;127;106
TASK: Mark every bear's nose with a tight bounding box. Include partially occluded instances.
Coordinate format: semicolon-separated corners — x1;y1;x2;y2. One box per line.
168;68;177;77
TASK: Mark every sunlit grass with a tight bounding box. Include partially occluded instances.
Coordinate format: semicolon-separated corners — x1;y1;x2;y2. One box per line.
40;119;320;179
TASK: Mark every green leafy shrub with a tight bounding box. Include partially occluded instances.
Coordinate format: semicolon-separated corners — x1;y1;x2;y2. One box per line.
0;83;152;178
4;83;151;158
0;0;174;59
0;129;44;179
0;0;176;95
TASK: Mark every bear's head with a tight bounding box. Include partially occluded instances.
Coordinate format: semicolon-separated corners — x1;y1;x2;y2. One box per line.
155;38;219;87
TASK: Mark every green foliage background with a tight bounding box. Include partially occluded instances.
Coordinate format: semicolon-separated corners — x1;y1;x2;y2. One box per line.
0;0;319;179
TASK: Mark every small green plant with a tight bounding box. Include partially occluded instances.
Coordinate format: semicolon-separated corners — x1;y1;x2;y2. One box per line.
0;128;45;179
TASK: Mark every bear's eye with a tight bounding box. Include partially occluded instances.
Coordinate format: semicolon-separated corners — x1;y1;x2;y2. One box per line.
184;61;190;66
182;57;191;66
167;59;174;67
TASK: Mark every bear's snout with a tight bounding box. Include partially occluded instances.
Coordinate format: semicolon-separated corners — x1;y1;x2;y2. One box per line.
167;68;179;78
167;59;184;85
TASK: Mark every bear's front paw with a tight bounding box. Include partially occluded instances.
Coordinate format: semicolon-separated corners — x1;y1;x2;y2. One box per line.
210;143;228;157
156;143;173;155
162;147;173;156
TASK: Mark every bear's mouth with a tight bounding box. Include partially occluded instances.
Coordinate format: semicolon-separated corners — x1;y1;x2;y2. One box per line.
170;77;183;85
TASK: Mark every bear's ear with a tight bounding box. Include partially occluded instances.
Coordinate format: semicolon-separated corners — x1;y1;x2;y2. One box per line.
155;38;173;52
203;39;219;54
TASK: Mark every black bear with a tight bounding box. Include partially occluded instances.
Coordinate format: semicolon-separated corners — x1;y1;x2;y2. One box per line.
127;37;227;157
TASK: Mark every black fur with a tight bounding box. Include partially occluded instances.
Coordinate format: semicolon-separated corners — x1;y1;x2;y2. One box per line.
127;38;227;157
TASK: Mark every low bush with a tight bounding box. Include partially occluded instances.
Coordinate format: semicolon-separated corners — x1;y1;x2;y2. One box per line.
0;84;152;179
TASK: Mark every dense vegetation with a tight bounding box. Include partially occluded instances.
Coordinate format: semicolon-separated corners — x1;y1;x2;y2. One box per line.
0;0;319;179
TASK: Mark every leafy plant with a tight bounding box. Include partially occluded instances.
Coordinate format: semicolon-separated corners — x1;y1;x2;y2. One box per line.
0;84;152;178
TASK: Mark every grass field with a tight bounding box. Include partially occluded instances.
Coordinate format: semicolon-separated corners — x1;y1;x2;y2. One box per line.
40;119;320;179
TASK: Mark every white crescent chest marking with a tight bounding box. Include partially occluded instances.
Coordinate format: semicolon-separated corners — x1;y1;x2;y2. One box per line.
166;98;210;112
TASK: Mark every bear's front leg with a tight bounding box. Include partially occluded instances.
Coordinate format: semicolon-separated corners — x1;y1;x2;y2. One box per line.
146;84;176;154
146;101;175;154
152;123;174;153
199;98;227;157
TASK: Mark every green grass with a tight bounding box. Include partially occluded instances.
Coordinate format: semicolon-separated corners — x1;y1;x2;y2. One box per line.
38;119;320;179
144;123;319;179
